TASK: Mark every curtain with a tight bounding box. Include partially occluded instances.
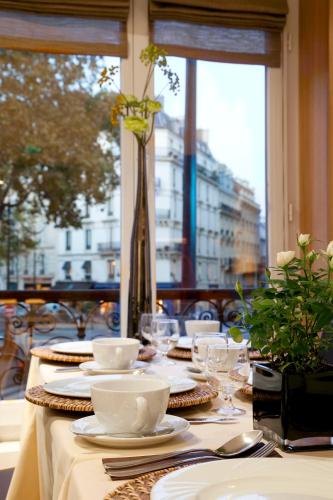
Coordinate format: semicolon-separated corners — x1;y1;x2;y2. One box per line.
0;0;130;56
149;0;289;66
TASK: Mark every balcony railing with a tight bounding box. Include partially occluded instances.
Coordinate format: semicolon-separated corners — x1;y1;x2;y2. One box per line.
0;288;249;399
98;242;121;254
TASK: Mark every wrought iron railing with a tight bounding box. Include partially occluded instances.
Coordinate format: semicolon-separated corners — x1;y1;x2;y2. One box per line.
0;288;249;399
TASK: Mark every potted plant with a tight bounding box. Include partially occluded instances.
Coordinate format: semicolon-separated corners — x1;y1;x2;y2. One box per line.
233;234;333;451
99;45;179;339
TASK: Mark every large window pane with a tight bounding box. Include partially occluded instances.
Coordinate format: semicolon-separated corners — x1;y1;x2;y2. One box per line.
0;50;120;291
155;58;266;288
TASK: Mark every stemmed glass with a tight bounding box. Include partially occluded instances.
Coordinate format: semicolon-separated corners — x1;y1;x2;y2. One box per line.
191;332;227;372
150;318;180;364
139;313;166;343
205;343;247;416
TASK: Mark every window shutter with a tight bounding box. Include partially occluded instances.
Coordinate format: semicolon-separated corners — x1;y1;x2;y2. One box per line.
149;0;289;66
0;1;130;56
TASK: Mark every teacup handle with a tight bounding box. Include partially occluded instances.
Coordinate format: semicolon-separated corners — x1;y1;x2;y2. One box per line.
132;396;148;433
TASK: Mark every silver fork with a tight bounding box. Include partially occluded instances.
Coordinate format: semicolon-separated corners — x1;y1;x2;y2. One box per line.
105;441;278;479
250;440;277;458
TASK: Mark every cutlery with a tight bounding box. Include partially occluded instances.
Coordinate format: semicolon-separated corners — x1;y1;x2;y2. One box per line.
107;455;221;479
105;440;276;479
249;440;277;458
185;417;237;424
103;430;263;470
55;366;80;372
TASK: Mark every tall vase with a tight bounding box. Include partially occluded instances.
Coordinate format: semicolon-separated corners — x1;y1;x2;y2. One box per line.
127;142;153;339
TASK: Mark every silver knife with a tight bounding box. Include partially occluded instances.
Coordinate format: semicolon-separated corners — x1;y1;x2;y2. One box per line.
185;417;238;424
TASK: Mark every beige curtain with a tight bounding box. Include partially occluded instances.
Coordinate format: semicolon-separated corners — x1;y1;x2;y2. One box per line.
149;0;288;66
0;0;130;56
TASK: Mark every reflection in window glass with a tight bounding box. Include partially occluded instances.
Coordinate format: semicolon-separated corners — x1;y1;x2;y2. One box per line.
155;58;266;288
0;50;120;290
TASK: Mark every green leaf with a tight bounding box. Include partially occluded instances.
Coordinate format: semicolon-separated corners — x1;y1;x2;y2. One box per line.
228;326;244;343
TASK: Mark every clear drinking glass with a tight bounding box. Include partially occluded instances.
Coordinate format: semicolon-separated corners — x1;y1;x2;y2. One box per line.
139;313;166;343
191;332;227;371
150;318;180;364
205;343;246;416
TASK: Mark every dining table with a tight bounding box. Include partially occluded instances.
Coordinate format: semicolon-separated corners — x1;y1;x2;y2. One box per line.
6;349;333;500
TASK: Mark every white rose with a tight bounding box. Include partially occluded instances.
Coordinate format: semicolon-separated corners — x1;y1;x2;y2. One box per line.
326;241;333;257
307;250;318;260
277;251;295;267
297;233;310;247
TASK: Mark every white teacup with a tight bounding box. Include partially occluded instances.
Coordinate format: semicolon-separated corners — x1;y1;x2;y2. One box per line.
185;320;220;337
92;338;140;369
91;376;170;434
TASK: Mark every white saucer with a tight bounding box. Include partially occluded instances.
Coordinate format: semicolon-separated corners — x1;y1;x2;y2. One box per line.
79;360;148;374
186;365;207;382
70;414;190;447
50;341;92;355
177;337;192;350
44;374;196;398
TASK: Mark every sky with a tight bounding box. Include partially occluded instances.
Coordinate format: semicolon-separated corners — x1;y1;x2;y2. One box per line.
155;57;266;217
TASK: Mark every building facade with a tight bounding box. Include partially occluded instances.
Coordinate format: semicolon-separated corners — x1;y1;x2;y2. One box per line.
0;111;264;290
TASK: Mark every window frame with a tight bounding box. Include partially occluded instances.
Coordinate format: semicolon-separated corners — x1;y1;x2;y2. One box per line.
119;0;297;333
0;0;298;334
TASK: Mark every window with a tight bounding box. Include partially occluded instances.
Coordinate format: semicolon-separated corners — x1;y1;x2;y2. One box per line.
154;57;266;289
85;229;92;250
82;260;92;281
0;4;288;297
62;261;71;280
40;253;45;275
108;259;117;281
0;48;120;290
65;231;71;252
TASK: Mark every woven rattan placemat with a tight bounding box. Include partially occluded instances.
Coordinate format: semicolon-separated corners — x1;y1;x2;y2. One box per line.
167;347;267;362
25;384;218;412
236;383;252;398
104;467;181;500
25;385;94;412
30;346;156;364
167;347;192;360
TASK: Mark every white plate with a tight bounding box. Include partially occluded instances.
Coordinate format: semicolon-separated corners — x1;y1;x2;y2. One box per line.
79;360;148;374
50;341;93;355
151;458;333;500
176;337;192;350
44;374;196;398
50;340;144;355
186;365;207;382
70;414;190;448
163;376;196;394
44;375;124;399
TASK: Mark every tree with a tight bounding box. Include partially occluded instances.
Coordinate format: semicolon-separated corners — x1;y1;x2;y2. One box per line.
0;49;118;237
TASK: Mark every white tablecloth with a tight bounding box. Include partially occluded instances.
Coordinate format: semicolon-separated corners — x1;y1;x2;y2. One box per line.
7;356;333;500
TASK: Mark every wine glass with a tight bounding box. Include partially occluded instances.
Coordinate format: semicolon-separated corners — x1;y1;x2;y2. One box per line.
191;332;227;372
205;343;246;416
150;318;180;364
139;313;166;343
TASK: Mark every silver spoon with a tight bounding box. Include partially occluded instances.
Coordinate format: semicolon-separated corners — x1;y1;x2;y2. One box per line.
104;430;263;470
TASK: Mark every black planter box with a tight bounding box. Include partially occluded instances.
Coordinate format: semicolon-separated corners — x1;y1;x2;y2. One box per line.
253;362;333;451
